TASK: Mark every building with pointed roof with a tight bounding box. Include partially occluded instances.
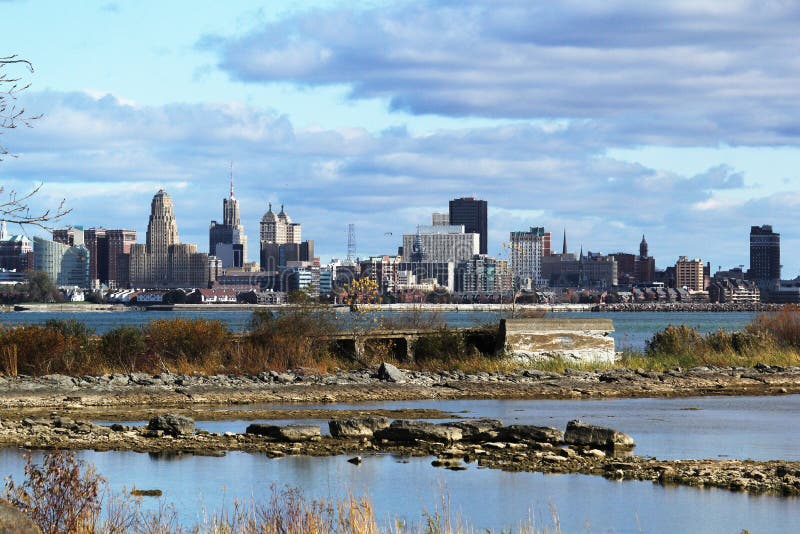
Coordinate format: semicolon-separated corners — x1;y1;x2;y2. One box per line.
209;170;248;268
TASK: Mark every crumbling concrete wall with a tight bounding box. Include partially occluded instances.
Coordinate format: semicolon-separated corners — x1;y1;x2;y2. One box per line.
497;318;616;364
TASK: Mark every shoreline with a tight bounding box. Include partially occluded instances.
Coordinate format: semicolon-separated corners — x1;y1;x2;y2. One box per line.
3;366;800;499
4;302;781;313
1;364;798;412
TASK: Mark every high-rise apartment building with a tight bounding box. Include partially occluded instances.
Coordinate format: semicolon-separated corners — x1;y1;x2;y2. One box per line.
449;197;488;254
676;256;704;291
749;225;780;284
209;176;248;268
106;229;136;289
509;227;546;287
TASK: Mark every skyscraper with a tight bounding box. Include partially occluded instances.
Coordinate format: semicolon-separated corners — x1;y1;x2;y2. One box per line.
449;197;488;254
209;173;248;268
749;225;780;284
128;190;211;288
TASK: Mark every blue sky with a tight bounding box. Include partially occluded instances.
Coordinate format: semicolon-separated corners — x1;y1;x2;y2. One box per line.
2;1;800;275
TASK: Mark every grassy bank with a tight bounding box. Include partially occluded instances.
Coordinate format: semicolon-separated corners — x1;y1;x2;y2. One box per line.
1;308;800;377
3;451;558;534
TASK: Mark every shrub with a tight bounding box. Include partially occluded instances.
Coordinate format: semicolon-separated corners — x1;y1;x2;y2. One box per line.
645;324;703;357
238;307;336;373
144;318;230;373
3;451;104;534
100;325;148;372
747;305;800;349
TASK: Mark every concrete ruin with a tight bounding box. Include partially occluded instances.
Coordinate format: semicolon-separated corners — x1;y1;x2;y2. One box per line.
497;318;616;364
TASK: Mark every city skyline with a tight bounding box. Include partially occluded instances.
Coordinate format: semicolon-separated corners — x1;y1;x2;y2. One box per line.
3;2;800;274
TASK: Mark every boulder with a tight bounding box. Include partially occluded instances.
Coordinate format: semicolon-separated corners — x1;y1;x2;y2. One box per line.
328;417;390;439
563;420;635;449
497;425;564;444
0;500;41;534
147;414;195;437
450;419;503;441
246;424;321;442
377;362;405;383
374;420;462;443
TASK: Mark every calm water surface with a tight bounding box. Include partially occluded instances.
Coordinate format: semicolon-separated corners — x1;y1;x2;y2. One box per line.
1;449;798;533
98;395;800;462
0;310;757;350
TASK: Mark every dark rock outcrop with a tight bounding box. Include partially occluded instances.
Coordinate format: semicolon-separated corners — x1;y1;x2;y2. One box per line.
147;414;195;437
246;424;321;442
564;420;635;449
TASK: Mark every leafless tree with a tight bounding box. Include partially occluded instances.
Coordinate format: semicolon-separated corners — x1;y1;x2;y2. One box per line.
1;55;70;229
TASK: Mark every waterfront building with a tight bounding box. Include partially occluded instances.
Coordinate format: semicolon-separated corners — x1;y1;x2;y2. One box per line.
79;228;137;288
708;278;760;303
509;227;547;288
33;236;90;288
401;225;479;264
209;175;248;268
675;256;704;291
449;197;488;254
52;227;84;246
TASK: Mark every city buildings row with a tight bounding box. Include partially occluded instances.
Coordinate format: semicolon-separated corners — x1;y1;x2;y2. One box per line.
0;183;795;303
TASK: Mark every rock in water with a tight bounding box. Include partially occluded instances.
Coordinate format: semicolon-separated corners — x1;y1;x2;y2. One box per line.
563;420;635;449
377;362;405;383
329;417;391;438
374;420;462;443
246;424;321;442
497;425;564;444
147;414;195;437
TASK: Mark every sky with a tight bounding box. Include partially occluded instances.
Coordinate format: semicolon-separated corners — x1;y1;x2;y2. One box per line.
2;0;800;275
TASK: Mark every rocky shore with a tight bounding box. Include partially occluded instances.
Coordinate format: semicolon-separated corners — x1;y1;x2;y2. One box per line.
2;413;799;498
1;363;799;414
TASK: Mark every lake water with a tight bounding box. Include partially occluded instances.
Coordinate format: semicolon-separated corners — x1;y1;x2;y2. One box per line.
0;309;758;350
4;395;800;531
1;448;797;533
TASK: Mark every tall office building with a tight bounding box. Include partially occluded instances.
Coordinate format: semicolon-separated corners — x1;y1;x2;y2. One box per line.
128;190;211;288
259;203;312;271
749;225;780;284
0;221;32;272
449;197;488;254
209;175;248;268
260;203;301;244
106;229;136;288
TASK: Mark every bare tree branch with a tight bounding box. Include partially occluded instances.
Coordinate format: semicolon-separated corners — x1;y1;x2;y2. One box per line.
1;55;70;229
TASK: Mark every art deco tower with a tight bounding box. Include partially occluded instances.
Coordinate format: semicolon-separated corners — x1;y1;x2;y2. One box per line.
146;189;179;254
210;171;248;268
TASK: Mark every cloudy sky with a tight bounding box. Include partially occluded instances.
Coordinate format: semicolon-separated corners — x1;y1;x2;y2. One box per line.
2;0;800;275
